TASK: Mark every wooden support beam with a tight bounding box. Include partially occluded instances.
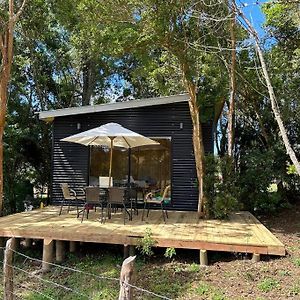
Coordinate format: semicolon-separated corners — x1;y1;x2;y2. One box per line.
124;244;129;259
69;241;77;253
14;238;20;251
129;245;135;257
119;256;136;300
252;253;260;263
42;238;54;272
24;238;32;248
0;236;5;248
200;249;208;266
56;240;65;263
4;238;16;300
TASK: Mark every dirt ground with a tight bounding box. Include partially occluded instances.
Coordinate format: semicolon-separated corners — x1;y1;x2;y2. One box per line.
210;203;300;300
137;203;300;300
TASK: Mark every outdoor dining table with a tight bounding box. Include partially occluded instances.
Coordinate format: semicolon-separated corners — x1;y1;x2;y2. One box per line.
89;186;137;223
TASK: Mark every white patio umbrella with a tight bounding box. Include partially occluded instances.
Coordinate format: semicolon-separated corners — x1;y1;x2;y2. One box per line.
61;122;160;186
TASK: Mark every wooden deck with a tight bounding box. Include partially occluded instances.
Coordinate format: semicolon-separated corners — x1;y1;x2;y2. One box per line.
0;206;285;256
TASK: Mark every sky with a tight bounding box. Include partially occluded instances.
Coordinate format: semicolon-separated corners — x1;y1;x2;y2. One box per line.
241;0;270;36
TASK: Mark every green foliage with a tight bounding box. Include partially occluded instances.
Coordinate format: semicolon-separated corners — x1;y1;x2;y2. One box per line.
195;282;210;295
293;258;300;267
290;284;300;296
236;146;300;213
287;164;297;175
164;247;176;259
137;228;157;257
257;278;279;293
204;155;240;219
186;262;200;273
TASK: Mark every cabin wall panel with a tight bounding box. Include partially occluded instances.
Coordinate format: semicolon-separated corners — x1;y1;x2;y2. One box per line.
52;102;213;211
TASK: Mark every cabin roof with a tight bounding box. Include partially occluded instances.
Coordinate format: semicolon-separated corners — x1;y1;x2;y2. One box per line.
39;94;189;122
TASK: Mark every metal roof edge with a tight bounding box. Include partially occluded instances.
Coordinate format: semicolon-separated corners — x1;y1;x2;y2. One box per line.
39;93;190;121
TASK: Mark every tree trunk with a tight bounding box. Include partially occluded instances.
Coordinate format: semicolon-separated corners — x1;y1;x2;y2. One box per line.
235;4;300;176
82;58;95;106
0;0;27;215
182;69;206;216
0;84;7;215
227;0;237;157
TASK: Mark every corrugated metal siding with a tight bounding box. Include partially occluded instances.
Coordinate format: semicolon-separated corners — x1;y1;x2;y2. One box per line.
52;102;213;211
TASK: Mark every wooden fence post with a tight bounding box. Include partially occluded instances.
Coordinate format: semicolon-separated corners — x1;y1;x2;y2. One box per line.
119;256;136;300
3;237;16;300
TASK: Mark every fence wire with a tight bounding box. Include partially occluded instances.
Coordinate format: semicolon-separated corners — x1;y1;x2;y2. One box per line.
0;243;173;300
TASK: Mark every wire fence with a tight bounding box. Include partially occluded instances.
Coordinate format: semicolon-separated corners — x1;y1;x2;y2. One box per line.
0;243;172;300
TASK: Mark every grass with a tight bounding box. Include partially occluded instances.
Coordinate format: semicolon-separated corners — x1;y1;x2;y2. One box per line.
289;284;300;296
293;258;300;267
194;282;227;300
257;278;280;293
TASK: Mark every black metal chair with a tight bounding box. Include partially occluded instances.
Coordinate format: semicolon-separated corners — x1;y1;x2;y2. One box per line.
81;186;106;223
59;183;85;216
107;187;132;225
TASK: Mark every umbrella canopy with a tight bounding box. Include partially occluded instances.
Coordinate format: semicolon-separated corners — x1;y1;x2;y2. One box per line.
61;123;160;186
61;122;159;148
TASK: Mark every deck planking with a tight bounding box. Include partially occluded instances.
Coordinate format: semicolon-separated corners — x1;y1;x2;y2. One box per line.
0;206;285;256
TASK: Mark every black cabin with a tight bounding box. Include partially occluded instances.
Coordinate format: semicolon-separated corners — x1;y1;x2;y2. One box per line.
39;94;213;211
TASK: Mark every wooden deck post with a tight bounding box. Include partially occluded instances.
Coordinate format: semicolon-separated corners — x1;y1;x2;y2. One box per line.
129;245;135;257
3;238;16;300
42;239;54;272
124;244;129;259
56;240;65;263
69;241;77;253
252;253;260;263
24;238;32;248
200;250;208;266
119;256;136;300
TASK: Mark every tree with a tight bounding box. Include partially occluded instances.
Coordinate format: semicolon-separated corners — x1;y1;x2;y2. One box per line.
61;0;232;216
234;2;300;176
227;0;237;157
0;0;27;215
118;1;231;216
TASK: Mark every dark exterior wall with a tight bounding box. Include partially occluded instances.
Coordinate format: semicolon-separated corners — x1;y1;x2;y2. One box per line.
52;101;213;211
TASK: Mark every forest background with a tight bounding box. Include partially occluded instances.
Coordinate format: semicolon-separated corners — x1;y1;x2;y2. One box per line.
1;0;299;217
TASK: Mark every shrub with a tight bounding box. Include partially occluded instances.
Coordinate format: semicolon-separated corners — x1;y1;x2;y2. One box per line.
137;228;156;257
204;155;240;219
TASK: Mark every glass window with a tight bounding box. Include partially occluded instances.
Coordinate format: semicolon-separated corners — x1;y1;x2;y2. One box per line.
89;138;171;190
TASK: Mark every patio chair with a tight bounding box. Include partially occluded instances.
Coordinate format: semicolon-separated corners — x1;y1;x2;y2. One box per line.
107;187;131;225
142;185;171;223
80;186;106;223
59;183;85;216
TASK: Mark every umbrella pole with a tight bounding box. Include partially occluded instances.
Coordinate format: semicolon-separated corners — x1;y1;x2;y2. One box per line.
108;138;114;187
127;148;132;188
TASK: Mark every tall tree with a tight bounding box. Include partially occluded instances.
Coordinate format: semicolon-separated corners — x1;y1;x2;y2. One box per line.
0;0;26;215
227;0;237;157
234;2;300;176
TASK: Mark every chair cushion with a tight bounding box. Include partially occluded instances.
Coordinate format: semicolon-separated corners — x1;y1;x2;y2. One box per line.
163;197;171;204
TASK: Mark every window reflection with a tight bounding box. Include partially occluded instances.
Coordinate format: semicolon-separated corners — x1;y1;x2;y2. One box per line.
89;138;171;190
